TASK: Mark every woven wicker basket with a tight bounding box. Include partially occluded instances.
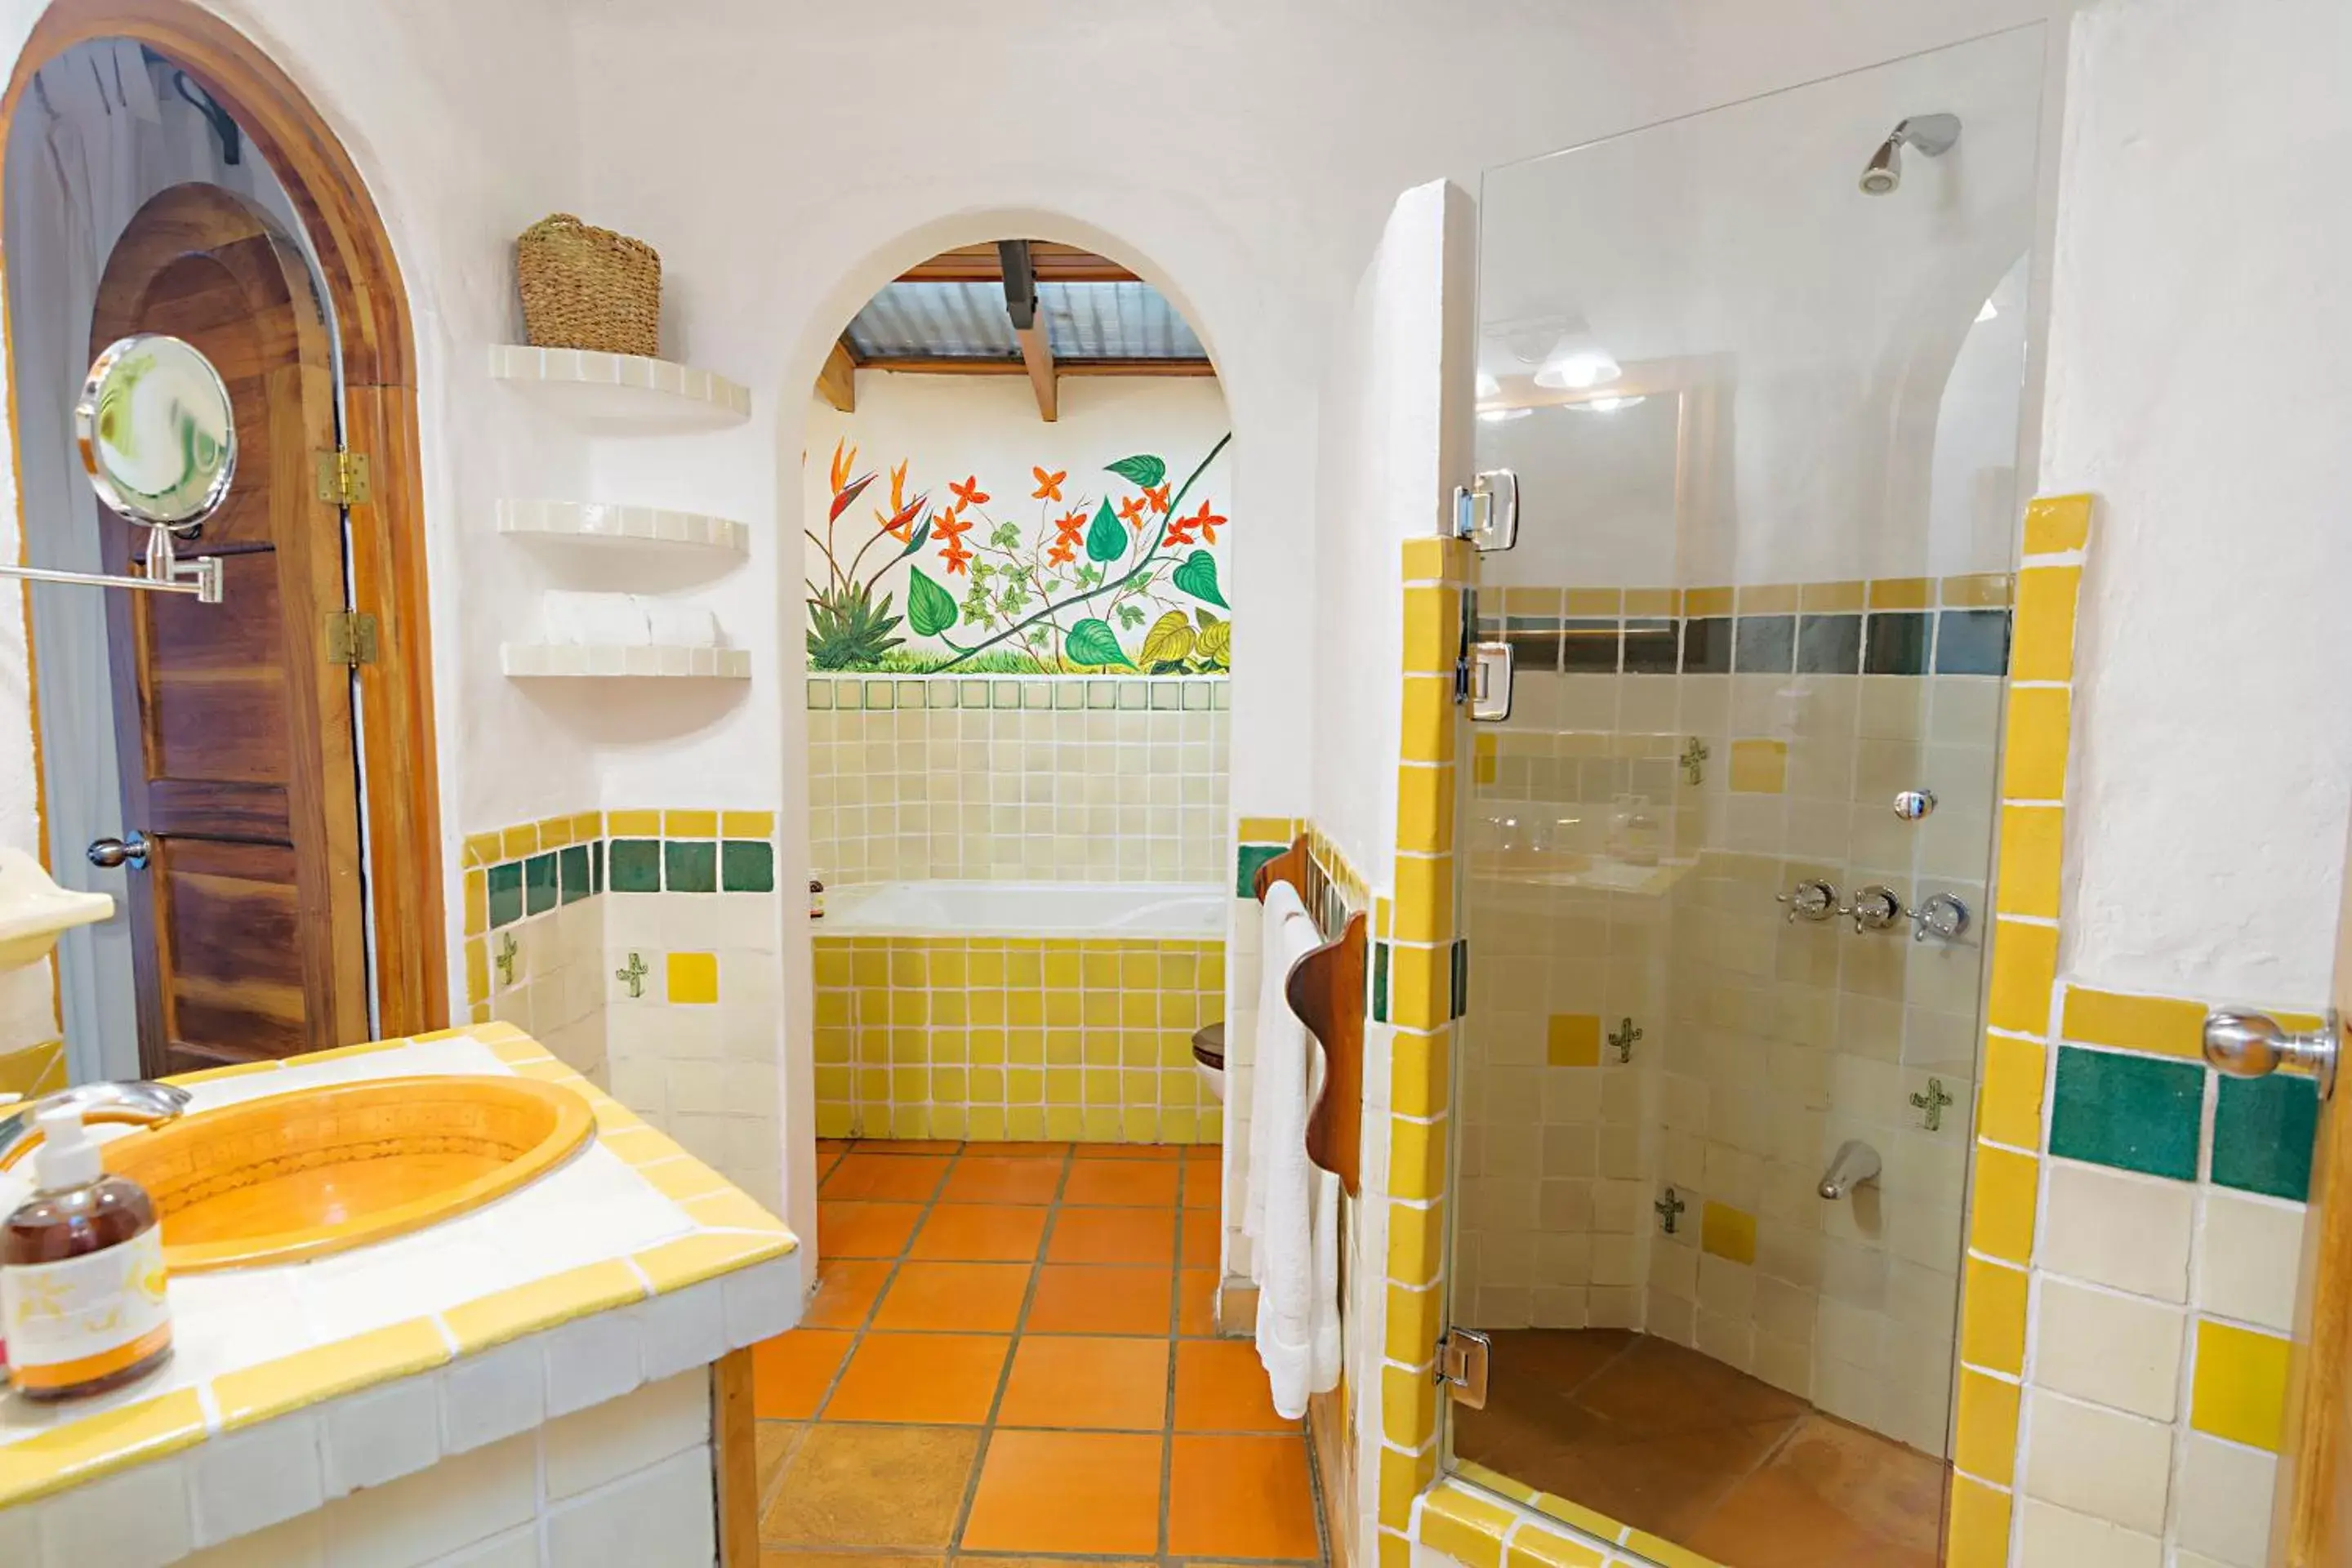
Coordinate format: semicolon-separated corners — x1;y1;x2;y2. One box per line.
515;213;661;358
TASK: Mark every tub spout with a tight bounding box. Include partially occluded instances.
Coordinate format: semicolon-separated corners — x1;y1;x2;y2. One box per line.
0;1080;191;1171
1818;1138;1882;1200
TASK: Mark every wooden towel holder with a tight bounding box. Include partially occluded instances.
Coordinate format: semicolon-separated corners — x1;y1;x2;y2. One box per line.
1252;835;1367;1196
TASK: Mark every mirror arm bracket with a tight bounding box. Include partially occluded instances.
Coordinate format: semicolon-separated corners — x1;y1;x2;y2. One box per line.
0;524;223;604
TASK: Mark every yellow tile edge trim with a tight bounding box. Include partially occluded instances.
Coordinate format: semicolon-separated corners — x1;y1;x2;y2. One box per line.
1414;1471;1693;1568
0;1387;210;1508
212;1317;451;1430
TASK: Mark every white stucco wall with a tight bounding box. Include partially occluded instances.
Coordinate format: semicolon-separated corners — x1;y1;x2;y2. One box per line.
2044;0;2352;1005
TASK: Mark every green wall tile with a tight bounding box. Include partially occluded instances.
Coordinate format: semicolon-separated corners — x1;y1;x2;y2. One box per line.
591;840;605;894
487;862;523;928
1371;941;1391;1023
1235;843;1284;899
722;840;775;893
609;839;662;893
523;853;559;915
2212;1074;2319;1200
559;844;591;905
2049;1045;2203;1180
666;840;718;893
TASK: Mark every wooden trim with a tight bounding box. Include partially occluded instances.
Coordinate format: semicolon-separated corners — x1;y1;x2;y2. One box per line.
1289;911;1367;1197
816;340;857;412
853;354;1216;379
2;0;447;1036
896;240;1138;284
711;1347;759;1566
1253;834;1311;905
1014;322;1057;422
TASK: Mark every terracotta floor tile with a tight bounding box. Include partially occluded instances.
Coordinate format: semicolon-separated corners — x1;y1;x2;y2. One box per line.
824;1332;1012;1424
978;1141;1073;1158
859;1138;964;1155
1178;1208;1223;1267
942;1156;1067;1205
1182;1143;1222;1163
1178;1267;1220;1337
1166;1434;1321;1558
1048;1207;1178;1266
961;1430;1165;1554
761;1555;942;1568
755;1419;805;1504
1064;1158;1183;1207
909;1203;1049;1262
823;1152;952;1202
814;1140;853;1178
1183;1165;1223;1209
1025;1264;1174;1336
996;1335;1171;1430
760;1423;980;1548
1174;1338;1294;1432
818;1200;924;1259
801;1259;893;1330
1072;1142;1182;1161
752;1330;853;1419
873;1262;1033;1333
958;1559;1152;1568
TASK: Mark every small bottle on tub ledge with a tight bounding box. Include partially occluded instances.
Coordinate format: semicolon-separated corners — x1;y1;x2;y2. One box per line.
1;1105;172;1400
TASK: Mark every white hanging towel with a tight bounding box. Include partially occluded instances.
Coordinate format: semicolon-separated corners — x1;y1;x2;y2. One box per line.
1244;881;1343;1419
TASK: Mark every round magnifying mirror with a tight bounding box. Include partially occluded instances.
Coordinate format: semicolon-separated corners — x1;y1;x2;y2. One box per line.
74;332;236;531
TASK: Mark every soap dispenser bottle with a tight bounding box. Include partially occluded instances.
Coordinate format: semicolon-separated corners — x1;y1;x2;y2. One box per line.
1;1106;172;1400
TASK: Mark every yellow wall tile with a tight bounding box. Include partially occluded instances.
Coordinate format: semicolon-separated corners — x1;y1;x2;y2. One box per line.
1390;1116;1446;1201
667;952;719;1004
1473;731;1498;786
2011;565;2082;682
1727;738;1787;795
633;1230;793;1292
0;1387;208;1507
608;808;661;836
1393;854;1454;942
1699;1201;1757;1266
1735;583;1798;614
721;810;775;838
570;810;603;841
1985;918;2058;1036
1379;1444;1436;1529
1868;576;1933;610
464;869;487;936
2193;1320;2291;1451
463;831;502;868
465;938;488;1006
1403;586;1463;674
1386;1281;1441;1364
1505;1527;1607;1568
1396;764;1457;855
1563;588;1621;616
499;824;537;860
2024;492;2093;556
1547;1014;1600;1067
1977;1034;2046;1148
1388;1198;1446;1285
1392;1029;1451;1118
212;1319;449;1428
1952;1369;2021;1486
2000;685;2071;801
1401;675;1457;764
1382;1361;1437;1446
2060;985;2208;1061
1391;943;1451;1030
1238;814;1296;843
1994;804;2064;919
1419;1486;1517;1568
537;815;573;849
1960;1257;2030;1375
1967;1144;2039;1266
1623;588;1679;617
1944;1475;2014;1568
666;808;718;837
1799;579;1866;612
1940;572;2016;608
1683;586;1732;617
1401;536;1449;583
443;1260;644;1352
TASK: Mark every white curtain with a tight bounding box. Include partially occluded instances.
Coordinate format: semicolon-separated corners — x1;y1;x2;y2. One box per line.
5;40;327;1082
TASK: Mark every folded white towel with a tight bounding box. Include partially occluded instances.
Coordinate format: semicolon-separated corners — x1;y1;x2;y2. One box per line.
1245;882;1343;1419
641;598;719;648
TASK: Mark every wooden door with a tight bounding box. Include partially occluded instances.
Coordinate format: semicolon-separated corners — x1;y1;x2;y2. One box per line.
91;181;368;1076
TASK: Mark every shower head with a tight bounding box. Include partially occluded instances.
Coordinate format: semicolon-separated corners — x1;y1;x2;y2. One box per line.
1859;113;1962;195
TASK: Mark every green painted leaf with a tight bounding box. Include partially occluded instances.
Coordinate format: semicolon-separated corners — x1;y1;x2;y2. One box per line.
1065;617;1134;669
1171;549;1227;608
1196;618;1232;665
1106;454;1166;488
1140;610;1195;666
1085;498;1126;564
906;567;958;637
893;515;933;561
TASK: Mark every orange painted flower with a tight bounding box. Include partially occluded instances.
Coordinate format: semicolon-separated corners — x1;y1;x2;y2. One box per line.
1031;467;1067;501
1047;540;1076;566
880;494;928;541
951;474;990;509
1182;499;1226;544
828;439;856;496
940;536;974;574
1116;495;1147;528
933;510;973;543
1163;519;1198;548
1144;483;1172;514
888;460;910;514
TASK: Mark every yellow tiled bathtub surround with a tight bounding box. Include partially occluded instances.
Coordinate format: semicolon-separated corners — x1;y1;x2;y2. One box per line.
810;933;1225;1143
0;1037;64;1100
0;1022;797;1558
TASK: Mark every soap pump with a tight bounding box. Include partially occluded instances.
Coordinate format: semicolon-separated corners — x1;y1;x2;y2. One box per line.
1;1105;172;1399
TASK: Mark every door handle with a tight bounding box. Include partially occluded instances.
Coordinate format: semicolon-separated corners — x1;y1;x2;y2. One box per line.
87;833;150;871
2204;1010;2339;1099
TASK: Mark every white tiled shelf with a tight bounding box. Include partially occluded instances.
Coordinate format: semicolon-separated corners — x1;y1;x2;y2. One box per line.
489;345;751;430
497;499;748;555
501;643;753;679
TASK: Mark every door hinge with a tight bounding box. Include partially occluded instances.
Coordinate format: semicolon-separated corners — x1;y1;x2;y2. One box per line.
314;448;372;507
324;609;379;666
1436;1328;1490;1409
1452;469;1520;551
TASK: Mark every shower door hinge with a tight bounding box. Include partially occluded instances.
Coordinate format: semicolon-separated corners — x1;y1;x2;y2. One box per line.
1452;469;1520;552
314;448;372;507
324;609;379;666
1436;1328;1491;1409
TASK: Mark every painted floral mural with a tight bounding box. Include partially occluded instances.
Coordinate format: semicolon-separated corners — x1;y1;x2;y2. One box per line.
805;432;1233;674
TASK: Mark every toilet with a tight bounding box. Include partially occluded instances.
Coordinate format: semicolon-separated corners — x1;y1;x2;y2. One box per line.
1191;1022;1226;1104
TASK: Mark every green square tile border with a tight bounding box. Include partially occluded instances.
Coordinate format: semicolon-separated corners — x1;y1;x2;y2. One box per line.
2047;1044;2203;1181
477;823;777;929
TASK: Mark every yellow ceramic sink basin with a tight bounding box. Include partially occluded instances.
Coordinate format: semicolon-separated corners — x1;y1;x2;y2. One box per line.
94;1075;595;1273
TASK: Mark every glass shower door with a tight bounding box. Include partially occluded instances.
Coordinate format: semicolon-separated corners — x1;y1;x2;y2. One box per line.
1444;28;2046;1567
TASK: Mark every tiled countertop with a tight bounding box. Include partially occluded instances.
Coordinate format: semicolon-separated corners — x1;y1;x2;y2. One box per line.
0;1022;799;1515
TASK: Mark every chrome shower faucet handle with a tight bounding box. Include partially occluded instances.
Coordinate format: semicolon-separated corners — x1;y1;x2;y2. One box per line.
1776;880;1838;923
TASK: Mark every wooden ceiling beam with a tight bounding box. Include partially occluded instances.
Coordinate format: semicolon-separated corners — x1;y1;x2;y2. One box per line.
851;356;1216;378
998;240;1057;422
894;240;1138;284
816;339;857;412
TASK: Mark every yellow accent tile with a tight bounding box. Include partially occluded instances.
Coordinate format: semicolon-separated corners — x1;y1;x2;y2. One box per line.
1727;738;1787;794
1401;675;1457;764
0;1388;208;1508
537;815;574;849
1502;587;1560;617
1623;588;1679;617
1546;1014;1600;1067
1699;1201;1757;1266
633;1230;795;1294
443;1259;646;1352
1868;576;1933;610
1526;1486;1628;1542
1960;1257;2029;1375
721;810;774;838
1385;1281;1441;1364
464;869;488;937
1401;537;1450;583
1985;918;2058;1036
2192;1319;2291;1451
1390;1117;1446;1201
484;1034;554;1065
466;937;488;1006
592;1098;644;1135
2024;492;2093;556
667;951;719;1004
571;811;603;841
1978;1034;2047;1148
1952;1368;2020;1486
1474;732;1497;786
1563;588;1622;616
500;824;537;861
463;831;502;869
1455;1458;1539;1505
1683;586;1732;617
1379;1444;1435;1529
1800;579;1866;612
1419;1486;1517;1568
665;808;718;838
2011;565;2082;683
1396;765;1456;856
212;1319;449;1429
1393;854;1454;943
1238;815;1294;843
637;1156;733;1203
414;1024;476;1044
1968;1143;2038;1264
1505;1526;1607;1568
1382;1361;1437;1446
470;1021;529;1045
1390;943;1450;1031
1392;1029;1450;1118
1620;1533;1721;1568
608;808;662;836
1943;1475;2013;1568
2060;985;2208;1062
1942;572;2015;608
683;1189;791;1233
1403;586;1462;674
1387;1198;1446;1285
1735;582;1798;614
1994;804;2064;919
2000;685;2071;801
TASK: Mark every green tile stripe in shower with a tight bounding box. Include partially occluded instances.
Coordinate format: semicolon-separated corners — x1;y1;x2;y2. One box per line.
2047;1043;2319;1201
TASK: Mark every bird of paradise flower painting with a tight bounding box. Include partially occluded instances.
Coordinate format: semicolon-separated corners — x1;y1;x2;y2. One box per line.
805;432;1234;673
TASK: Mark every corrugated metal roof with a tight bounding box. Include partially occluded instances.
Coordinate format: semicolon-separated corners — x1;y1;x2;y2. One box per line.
843;278;1205;362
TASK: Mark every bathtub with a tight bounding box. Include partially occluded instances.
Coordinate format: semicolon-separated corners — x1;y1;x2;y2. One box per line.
819;880;1227;938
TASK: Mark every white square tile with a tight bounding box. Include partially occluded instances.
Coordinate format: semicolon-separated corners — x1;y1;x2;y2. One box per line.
318;1429;534;1568
2040;1161;2194;1301
639;1279;729;1382
2021;1389;2172;1535
2016;1497;2162;1568
2033;1278;2185;1420
2197;1190;2304;1333
544;1307;644;1419
723;1255;803;1346
180;1509;323;1566
2176;1433;2276;1567
441;1338;545;1454
35;1454;193;1568
322;1376;441;1496
545;1371;710;1501
434;1524;540;1566
193;1414;327;1547
544;1448;714;1568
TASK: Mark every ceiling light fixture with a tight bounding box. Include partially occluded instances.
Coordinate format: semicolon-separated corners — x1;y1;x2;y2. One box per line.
1477;405;1534;423
1561;395;1647;414
1533;350;1622;391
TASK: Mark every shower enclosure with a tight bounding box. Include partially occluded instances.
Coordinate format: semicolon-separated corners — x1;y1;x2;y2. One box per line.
1443;29;2045;1567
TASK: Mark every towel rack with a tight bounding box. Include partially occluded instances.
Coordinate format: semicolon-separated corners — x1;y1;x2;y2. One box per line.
1254;833;1367;1196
